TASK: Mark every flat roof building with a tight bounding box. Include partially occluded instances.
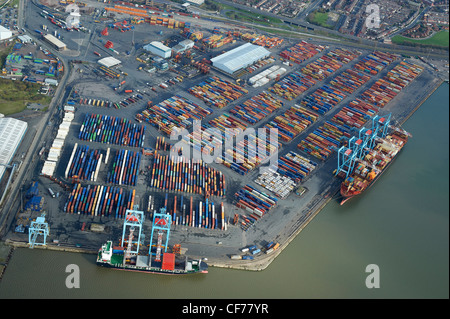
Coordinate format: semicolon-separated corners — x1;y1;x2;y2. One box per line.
43;34;67;51
187;0;204;5
144;41;172;59
0;117;28;182
18;35;33;43
172;39;195;54
210;43;271;75
98;56;121;68
45;78;59;86
0;26;12;41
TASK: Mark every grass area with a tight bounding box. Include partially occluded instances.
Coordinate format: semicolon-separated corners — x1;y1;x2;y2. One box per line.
0;42;14;69
306;10;333;29
225;11;279;26
0;79;52;115
0;0;18;8
8;0;19;8
392;31;449;48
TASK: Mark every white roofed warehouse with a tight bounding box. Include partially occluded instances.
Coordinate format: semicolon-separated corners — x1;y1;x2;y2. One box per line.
98;57;121;68
0;26;13;41
43;34;66;51
144;41;172;59
210;43;271;76
0;117;28;183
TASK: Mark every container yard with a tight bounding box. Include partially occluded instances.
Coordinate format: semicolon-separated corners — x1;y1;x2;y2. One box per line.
279;41;324;64
64;183;136;218
188;76;249;108
299;48;360;81
297;121;351;161
275;151;318;183
78;113;145;147
65;143;103;182
158;194;227;230
229;91;284;125
264;105;319;142
2;0;443;275
268;69;317;100
299;84;347;115
235;184;278;230
136;95;213;136
148;154;225;196
107;149;141;186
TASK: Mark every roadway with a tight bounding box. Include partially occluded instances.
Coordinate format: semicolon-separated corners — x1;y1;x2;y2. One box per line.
0;0;72;236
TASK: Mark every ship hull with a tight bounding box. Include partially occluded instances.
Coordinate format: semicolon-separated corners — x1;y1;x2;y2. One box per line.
96;260;208;275
340;151;401;205
340;132;408;205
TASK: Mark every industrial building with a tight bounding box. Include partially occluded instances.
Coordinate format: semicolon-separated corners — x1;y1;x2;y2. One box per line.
144;41;172;59
186;0;204;5
45;78;59;86
153;56;169;70
172;39;194;54
0;26;12;41
18;35;33;43
0;117;28;183
43;34;67;51
210;43;271;75
98;56;121;68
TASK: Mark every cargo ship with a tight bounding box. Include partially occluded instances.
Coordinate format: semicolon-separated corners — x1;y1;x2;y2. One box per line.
340;127;410;205
96;241;208;275
96;208;208;275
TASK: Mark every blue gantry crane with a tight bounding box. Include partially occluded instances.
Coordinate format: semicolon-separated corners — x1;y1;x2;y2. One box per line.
372;113;391;140
149;207;172;262
28;213;49;248
336;113;393;178
336;136;362;178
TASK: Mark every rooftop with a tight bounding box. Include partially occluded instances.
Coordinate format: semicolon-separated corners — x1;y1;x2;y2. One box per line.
0;25;11;33
0;118;28;182
98;56;121;68
210;43;271;74
145;41;171;52
43;34;66;49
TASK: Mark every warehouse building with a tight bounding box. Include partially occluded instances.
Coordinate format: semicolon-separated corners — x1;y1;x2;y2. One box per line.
0;117;28;183
186;0;204;5
172;39;194;54
0;26;12;41
98;56;121;68
18;35;33;43
43;34;66;51
210;43;271;75
144;41;172;59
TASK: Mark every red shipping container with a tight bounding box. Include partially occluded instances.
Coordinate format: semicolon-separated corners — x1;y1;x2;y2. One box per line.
162;253;175;271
